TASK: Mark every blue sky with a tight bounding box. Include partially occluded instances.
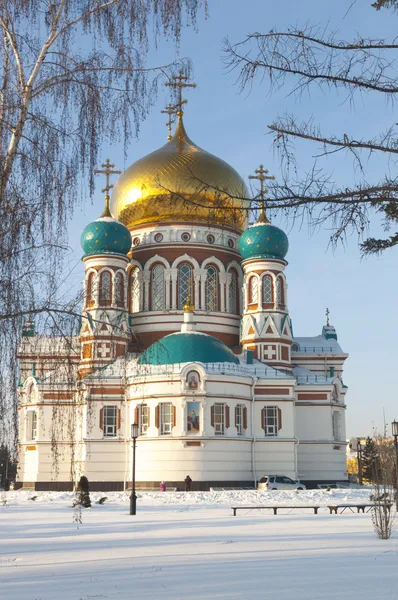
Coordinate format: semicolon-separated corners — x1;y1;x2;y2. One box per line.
66;0;398;438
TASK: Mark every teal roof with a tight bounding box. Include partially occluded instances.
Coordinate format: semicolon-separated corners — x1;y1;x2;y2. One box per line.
81;216;131;257
138;332;240;366
239;222;288;261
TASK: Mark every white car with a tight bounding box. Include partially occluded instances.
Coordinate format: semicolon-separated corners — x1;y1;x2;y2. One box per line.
258;475;306;491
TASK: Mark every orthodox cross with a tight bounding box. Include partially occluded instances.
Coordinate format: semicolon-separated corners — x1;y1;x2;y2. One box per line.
94;158;122;217
161;103;178;141
94;158;122;195
165;70;196;116
248;164;275;223
326;308;330;327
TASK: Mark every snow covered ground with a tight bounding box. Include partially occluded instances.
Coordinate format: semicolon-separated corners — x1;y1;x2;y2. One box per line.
0;489;397;600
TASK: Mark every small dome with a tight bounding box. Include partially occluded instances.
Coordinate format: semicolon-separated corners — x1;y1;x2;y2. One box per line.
239;221;288;261
138;332;240;366
111;117;250;232
81;215;131;257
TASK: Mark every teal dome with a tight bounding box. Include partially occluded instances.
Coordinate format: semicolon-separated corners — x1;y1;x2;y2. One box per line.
239;222;288;261
81;216;131;257
138;332;240;366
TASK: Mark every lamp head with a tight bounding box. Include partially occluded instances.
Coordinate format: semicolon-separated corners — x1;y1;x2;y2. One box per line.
392;420;398;438
131;423;139;439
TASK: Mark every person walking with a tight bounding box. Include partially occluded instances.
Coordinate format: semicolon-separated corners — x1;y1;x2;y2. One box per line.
184;475;192;492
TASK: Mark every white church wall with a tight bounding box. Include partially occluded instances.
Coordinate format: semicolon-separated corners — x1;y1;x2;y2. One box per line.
254;440;296;480
295;405;333;440
297;443;347;481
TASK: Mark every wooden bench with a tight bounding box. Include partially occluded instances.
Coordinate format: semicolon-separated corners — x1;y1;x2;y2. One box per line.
232;505;320;516
327;504;380;514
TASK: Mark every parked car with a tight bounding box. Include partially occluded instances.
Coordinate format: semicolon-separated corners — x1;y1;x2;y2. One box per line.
257;475;306;491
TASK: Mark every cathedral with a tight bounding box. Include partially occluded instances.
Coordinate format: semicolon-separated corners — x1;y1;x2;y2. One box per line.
16;75;349;490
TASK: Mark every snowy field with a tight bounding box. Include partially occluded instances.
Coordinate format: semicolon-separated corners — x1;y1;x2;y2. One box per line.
0;489;397;600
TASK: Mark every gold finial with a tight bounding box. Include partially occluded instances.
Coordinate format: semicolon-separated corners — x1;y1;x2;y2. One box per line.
183;294;194;313
161;103;178;141
326;308;330;327
94;158;122;218
248;164;276;224
165;70;196;118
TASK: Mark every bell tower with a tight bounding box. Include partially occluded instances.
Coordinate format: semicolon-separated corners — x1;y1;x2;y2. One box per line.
79;160;132;378
239;166;293;371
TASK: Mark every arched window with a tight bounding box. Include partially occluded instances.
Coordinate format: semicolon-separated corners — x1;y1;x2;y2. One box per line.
276;277;284;306
178;263;193;309
99;271;111;305
151;264;165;311
263;275;273;304
205;266;218;311
228;270;239;314
131;268;140;313
249;276;258;305
115;272;125;304
86;272;95;306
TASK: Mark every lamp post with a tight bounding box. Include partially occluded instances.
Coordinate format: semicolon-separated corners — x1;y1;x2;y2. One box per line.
130;423;139;515
392;420;398;510
356;439;363;486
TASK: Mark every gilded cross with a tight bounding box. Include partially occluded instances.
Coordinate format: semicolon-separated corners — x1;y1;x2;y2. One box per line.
94;158;122;195
249;164;276;224
161;103;178;140
165;70;196;116
326;308;330;326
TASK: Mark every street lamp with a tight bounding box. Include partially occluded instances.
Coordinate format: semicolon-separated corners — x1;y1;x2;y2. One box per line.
392;420;398;509
356;439;363;486
130;423;139;516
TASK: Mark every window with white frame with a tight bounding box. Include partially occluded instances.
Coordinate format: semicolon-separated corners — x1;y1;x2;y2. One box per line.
131;268;140;313
236;404;244;436
151;264;165;311
276;277;284;306
178;263;193;309
249;276;258;305
160;402;173;435
214;402;225;435
263;275;273;303
27;411;37;440
115;272;125;303
229;270;238;314
140;404;149;435
263;406;278;436
205;266;218;311
332;411;340;441
103;406;118;437
99;271;112;304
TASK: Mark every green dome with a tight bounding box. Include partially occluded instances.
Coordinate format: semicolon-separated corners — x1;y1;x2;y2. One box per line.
138;332;240;366
81;216;131;257
239;222;288;261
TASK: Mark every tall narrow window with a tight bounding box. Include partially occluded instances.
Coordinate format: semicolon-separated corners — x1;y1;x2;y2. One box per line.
235;404;244;436
262;406;278;436
103;406;118;437
140;404;149;435
99;271;111;305
263;275;273;304
178;263;193;309
228;270;239;314
151;264;165;311
160;402;173;435
249;276;258;305
115;272;125;304
86;272;95;305
276;277;284;306
131;268;140;313
213;403;225;435
28;412;37;440
205;266;218;311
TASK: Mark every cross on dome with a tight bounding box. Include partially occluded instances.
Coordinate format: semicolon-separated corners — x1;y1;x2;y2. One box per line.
161;103;178;141
94;158;122;217
165;70;196;117
248;164;276;224
326;308;330;326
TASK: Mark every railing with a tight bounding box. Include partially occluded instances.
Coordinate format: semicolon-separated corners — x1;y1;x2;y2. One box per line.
292;346;339;354
131;362;293;379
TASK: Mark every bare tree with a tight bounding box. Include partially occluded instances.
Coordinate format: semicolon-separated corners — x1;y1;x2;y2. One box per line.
0;0;206;451
223;3;398;254
369;436;396;540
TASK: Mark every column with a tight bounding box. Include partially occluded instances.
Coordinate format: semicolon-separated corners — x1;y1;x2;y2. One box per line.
170;268;178;310
143;271;150;311
165;269;171;310
137;271;144;312
194;269;201;310
225;272;232;313
219;272;227;312
200;269;207;311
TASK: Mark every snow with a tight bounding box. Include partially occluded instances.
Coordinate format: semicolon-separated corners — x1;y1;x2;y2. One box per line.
1;489;396;600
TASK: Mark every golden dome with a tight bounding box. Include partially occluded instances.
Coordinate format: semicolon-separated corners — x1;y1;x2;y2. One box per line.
111;117;250;232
